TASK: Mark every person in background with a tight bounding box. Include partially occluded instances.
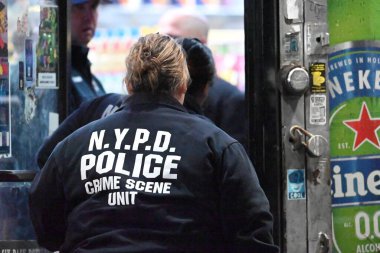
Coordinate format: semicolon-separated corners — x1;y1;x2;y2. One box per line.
70;0;106;114
158;8;248;150
179;37;215;115
35;38;215;169
29;33;278;252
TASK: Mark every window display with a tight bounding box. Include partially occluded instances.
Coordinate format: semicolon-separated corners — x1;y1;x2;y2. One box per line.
89;0;245;93
0;0;63;251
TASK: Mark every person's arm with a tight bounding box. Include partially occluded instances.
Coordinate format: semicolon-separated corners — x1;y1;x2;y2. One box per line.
36;100;93;169
36;93;125;169
29;149;66;251
219;142;279;252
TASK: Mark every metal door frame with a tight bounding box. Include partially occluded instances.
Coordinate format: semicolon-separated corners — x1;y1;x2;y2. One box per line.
245;1;331;252
244;0;283;248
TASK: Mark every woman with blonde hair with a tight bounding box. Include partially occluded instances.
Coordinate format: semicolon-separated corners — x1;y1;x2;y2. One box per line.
30;33;278;253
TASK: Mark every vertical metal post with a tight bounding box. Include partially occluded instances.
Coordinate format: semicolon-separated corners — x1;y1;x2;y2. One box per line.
278;0;308;252
303;1;331;253
244;0;283;249
246;0;332;252
58;0;70;119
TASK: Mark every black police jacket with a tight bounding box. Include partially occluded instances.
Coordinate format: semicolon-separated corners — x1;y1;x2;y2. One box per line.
30;92;278;253
36;93;208;169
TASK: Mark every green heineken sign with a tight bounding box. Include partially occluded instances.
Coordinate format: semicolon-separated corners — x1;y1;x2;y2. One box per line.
328;41;380;253
328;0;380;251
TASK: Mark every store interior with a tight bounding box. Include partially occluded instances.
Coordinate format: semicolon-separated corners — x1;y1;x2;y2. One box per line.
88;0;245;94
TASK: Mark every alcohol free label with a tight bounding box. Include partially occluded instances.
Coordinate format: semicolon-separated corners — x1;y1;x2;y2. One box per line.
333;206;380;253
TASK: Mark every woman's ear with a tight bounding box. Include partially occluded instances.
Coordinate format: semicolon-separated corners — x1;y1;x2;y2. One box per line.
126;82;134;95
179;82;188;94
175;82;188;104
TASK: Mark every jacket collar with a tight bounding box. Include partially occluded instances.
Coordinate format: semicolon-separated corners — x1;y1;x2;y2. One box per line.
122;92;187;113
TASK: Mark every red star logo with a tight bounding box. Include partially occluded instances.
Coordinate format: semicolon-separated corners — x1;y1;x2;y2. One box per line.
343;102;380;150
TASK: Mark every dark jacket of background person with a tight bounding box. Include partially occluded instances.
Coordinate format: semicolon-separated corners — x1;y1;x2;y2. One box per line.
69;45;106;113
204;76;247;149
30;34;278;252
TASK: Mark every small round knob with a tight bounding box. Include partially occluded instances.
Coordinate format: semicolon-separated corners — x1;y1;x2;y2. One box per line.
280;66;310;95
